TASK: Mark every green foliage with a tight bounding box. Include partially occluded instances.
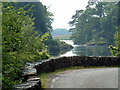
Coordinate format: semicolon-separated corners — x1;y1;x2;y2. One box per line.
45;39;73;56
11;1;53;35
2;4;50;89
114;27;120;49
45;39;60;56
109;2;120;56
109;46;120;56
69;2;118;45
109;26;120;56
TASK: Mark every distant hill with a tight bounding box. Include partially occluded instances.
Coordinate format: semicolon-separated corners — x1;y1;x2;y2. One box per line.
51;28;71;36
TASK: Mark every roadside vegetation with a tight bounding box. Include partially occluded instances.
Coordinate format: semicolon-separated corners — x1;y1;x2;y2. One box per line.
109;2;120;56
2;2;73;89
109;26;120;56
2;3;51;89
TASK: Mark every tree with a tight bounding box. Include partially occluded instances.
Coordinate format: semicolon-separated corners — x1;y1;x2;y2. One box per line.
109;26;120;56
2;4;50;89
69;2;118;45
11;1;53;35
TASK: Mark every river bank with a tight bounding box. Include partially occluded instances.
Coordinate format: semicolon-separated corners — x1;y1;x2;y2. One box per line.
45;39;73;56
60;40;111;57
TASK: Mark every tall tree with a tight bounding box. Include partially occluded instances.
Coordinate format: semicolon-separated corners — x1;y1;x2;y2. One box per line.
69;2;118;45
11;1;53;35
109;2;120;56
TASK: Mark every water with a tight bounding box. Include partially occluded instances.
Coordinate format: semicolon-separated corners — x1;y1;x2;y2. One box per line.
60;40;111;57
61;40;74;46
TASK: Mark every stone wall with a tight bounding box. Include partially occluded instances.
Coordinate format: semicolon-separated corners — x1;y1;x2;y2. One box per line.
14;56;120;89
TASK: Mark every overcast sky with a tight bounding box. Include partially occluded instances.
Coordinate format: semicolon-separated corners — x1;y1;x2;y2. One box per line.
40;0;89;29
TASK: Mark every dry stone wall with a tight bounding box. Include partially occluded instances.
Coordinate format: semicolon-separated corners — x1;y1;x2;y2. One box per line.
14;56;120;89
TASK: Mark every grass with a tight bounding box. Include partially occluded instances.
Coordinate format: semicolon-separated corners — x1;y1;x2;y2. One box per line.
52;34;71;40
38;66;116;88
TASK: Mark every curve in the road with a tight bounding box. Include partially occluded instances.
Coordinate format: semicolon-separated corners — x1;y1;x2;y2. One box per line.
50;68;118;88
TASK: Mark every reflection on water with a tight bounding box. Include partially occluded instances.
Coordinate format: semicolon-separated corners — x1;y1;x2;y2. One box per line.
60;40;111;57
73;45;111;56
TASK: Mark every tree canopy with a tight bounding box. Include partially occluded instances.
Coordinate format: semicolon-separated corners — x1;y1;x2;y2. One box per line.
69;2;118;45
11;1;54;35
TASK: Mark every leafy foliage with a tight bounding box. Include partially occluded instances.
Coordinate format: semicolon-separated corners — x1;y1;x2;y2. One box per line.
45;39;73;56
2;4;50;89
69;2;118;45
109;26;120;56
109;2;120;56
11;1;54;35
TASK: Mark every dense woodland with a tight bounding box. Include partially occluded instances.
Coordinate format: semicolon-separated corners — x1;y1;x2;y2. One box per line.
69;2;119;45
69;1;120;56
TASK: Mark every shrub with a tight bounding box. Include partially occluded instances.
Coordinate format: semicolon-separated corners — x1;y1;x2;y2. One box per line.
2;4;50;89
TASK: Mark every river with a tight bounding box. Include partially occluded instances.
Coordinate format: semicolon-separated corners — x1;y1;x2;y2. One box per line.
60;40;111;57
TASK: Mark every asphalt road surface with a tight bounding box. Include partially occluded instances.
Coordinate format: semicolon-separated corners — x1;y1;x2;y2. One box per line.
50;68;118;88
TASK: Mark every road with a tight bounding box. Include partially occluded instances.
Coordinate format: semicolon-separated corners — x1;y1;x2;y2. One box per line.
50;68;118;88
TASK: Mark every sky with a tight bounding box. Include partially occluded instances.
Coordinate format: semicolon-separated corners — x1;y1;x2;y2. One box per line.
40;0;89;30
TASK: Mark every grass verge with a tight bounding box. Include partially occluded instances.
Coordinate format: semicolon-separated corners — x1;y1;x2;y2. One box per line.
38;66;118;88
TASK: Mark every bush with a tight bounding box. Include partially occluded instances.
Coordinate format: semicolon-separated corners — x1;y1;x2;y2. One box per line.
2;4;50;89
109;26;120;56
